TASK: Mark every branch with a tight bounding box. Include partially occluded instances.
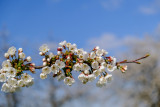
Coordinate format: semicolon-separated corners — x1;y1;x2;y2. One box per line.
116;54;150;65
34;66;44;69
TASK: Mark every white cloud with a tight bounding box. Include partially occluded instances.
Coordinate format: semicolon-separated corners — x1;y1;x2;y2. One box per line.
139;0;160;15
88;33;123;50
87;23;160;55
101;0;122;10
140;7;156;15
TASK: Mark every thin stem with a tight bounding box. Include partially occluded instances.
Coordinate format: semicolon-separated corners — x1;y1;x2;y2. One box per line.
34;66;44;69
116;54;150;65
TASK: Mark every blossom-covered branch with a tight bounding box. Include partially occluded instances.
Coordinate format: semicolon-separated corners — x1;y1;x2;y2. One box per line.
0;40;149;93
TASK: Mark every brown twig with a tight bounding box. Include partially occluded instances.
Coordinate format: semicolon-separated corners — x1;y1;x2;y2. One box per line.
116;54;150;65
34;66;44;69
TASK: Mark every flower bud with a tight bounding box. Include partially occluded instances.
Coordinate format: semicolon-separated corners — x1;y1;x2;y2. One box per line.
42;58;46;62
19;52;25;59
47;58;50;62
7;59;11;62
26;56;32;62
93;46;99;50
67;56;70;60
18;48;23;53
29;67;35;73
30;63;35;67
57;51;61;55
57;47;63;51
4;53;9;59
39;52;44;56
43;62;47;66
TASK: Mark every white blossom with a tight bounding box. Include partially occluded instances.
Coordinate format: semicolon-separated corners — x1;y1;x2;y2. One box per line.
96;81;105;87
7;67;17;77
59;40;67;47
18;80;25;87
55;60;65;69
64;77;75;86
25;79;34;87
73;63;81;71
78;54;83;59
2;60;11;68
81;75;89;84
19;52;25;59
69;44;77;52
81;63;90;71
91;61;99;69
82;51;89;61
93;70;100;77
110;57;116;64
42;66;51;74
40;73;47;79
107;64;117;72
88;74;96;81
57;73;65;81
105;74;112;83
49;52;55;58
84;70;90;75
78;74;89;84
0;73;7;82
9;86;17;92
39;44;50;53
7;46;16;56
96;56;104;63
51;64;59;74
78;73;85;81
99;76;107;84
66;43;71;48
99;66;106;73
0;68;8;73
76;48;84;55
101;62;107;67
1;83;10;92
96;76;107;87
96;49;103;56
101;49;108;56
89;52;96;59
21;73;33;82
7;78;17;86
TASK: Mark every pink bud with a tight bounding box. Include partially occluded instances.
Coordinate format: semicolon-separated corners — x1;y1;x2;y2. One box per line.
57;47;63;51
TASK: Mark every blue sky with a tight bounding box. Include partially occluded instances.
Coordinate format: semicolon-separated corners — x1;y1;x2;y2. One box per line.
0;0;160;51
0;1;160;106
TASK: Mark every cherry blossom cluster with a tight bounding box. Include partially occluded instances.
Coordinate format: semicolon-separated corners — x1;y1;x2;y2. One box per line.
0;47;35;92
39;41;128;87
0;40;148;93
